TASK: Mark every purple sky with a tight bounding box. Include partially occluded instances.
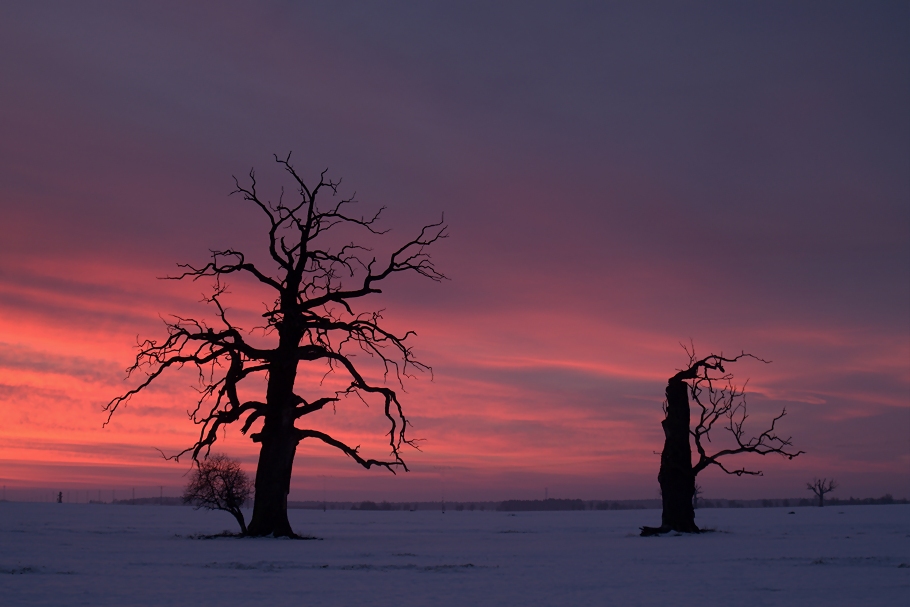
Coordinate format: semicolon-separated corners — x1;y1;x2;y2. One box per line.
0;2;907;502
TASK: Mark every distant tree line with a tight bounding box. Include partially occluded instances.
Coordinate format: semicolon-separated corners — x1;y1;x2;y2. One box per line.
284;499;662;511
696;495;907;508
498;499;586;512
113;497;184;506
350;501;417;511
826;494;904;506
99;494;908;510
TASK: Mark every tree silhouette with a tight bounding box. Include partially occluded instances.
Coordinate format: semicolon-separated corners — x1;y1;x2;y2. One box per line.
182;454;252;534
107;154;446;536
806;478;837;507
641;347;802;536
692;483;703;509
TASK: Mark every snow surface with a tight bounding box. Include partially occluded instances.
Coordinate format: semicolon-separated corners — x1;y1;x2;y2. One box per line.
1;502;907;606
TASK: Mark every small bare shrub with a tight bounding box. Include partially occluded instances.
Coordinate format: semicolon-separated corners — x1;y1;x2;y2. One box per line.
183;454;252;534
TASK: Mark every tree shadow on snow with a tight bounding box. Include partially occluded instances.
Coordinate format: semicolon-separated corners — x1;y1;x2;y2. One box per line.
178;531;321;540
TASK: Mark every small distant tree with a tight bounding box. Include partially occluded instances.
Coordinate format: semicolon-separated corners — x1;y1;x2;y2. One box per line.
183;454;253;534
692;483;703;510
806;478;837;507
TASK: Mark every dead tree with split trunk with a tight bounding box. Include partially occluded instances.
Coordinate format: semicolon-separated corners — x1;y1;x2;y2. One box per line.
641;348;803;536
106;154;446;536
807;478;838;507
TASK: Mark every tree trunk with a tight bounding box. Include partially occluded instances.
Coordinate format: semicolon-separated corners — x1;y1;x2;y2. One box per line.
230;508;248;535
247;421;298;536
247;353;300;537
642;375;699;535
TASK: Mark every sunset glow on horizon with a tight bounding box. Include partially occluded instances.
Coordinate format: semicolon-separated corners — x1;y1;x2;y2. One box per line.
1;2;907;504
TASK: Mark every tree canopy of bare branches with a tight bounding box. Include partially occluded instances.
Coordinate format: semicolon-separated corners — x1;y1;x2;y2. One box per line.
807;478;838;507
642;346;803;536
687;351;802;478
107;154;447;536
182;454;252;534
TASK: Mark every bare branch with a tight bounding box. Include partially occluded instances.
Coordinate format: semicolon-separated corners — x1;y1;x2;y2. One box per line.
684;352;803;476
296;429;407;473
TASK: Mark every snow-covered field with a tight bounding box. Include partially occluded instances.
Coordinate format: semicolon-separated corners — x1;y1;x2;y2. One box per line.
1;502;907;606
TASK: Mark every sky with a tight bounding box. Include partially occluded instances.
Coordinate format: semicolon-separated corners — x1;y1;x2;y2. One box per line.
0;1;907;503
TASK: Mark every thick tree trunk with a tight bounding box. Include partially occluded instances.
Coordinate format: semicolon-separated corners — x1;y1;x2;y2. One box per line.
642;375;699;536
247;350;300;537
658;376;699;531
247;421;298;536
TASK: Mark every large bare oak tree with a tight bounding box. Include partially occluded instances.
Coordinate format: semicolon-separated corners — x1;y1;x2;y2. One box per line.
107;154;446;536
641;348;803;536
